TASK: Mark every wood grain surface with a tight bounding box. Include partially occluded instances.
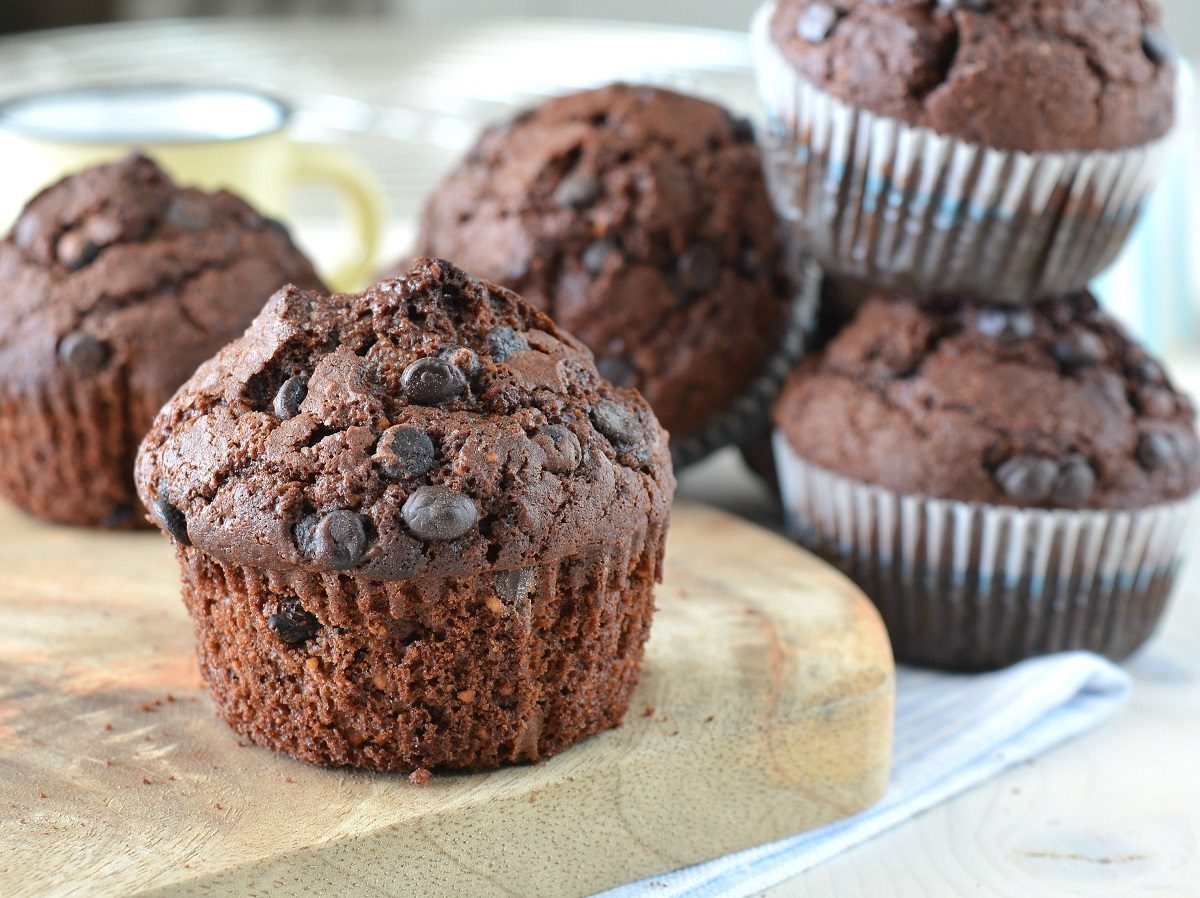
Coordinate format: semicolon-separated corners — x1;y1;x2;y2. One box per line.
0;500;893;898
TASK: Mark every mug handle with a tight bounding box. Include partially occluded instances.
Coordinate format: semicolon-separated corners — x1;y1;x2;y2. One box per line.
288;142;386;290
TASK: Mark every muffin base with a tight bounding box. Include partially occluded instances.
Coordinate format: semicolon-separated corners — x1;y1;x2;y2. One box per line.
774;434;1195;671
176;527;666;771
0;372;150;529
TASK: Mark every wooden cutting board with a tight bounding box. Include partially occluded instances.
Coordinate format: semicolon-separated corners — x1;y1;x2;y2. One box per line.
0;499;894;898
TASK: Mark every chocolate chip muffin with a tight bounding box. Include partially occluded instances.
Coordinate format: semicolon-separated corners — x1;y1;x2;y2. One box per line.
752;0;1180;300
773;292;1200;670
413;83;809;465
135;258;674;772
770;0;1175;152
0;154;324;528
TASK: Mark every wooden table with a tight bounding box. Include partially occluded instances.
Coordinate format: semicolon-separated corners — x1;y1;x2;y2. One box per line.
2;17;1199;897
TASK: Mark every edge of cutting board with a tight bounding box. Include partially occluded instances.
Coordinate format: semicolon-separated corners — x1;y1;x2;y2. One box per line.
0;500;895;898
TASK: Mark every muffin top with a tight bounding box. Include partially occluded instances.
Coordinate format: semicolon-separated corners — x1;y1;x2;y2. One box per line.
768;0;1175;152
414;83;792;440
0;154;323;403
775;293;1200;509
135;258;674;579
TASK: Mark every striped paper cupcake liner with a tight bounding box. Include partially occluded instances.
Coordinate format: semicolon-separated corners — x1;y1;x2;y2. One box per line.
750;3;1180;304
773;433;1197;671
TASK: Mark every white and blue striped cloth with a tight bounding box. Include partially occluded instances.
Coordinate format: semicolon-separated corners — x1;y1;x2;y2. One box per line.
605;652;1132;898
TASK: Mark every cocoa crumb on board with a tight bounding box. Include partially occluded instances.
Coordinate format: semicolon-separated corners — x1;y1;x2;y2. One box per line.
642;706;655;717
409;768;431;786
37;790;46;799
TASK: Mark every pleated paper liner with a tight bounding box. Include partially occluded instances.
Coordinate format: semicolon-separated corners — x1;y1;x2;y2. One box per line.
750;2;1179;304
174;517;666;771
670;255;821;469
773;434;1196;671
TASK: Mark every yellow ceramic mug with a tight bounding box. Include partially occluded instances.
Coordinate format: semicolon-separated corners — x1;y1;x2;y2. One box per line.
0;84;384;290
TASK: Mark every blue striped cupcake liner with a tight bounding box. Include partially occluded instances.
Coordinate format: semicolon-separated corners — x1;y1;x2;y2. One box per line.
773;433;1197;670
750;2;1181;303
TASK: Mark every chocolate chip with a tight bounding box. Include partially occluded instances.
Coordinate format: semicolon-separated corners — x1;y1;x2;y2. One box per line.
151;496;190;545
496;569;535;603
675;243;721;297
737;245;764;279
975;309;1035;344
596;356;635;388
164;194;212;230
553;170;601;209
58;331;110;374
1128;358;1166;384
1143;26;1174;65
273;375;309;419
263;217;291;238
267;598;319;645
402;485;478;541
533;424;581;474
302;510;369;569
1136;385;1176;419
105;502;136;527
401;357;467;405
1137;433;1174;471
994;455;1059;504
1051;457;1096;506
377;425;436;479
937;0;990;11
728;115;755;143
591;400;648;466
1052;332;1106;370
487;327;530;363
582;239;616;276
56;231;99;271
796;2;841;42
438;344;481;378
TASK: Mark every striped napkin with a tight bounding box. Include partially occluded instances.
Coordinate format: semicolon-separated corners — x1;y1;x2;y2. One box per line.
604;652;1132;898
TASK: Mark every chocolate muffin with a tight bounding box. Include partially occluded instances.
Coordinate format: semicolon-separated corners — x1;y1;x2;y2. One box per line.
770;0;1175;152
135;258;674;772
773;292;1200;669
752;0;1180;301
413;83;808;465
0;154;324;528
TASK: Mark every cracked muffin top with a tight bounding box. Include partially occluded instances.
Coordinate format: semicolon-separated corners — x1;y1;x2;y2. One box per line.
775;292;1200;509
0;154;324;403
135;258;675;579
769;0;1176;152
414;83;792;440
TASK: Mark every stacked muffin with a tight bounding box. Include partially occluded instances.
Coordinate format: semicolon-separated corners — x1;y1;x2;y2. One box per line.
754;0;1199;669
